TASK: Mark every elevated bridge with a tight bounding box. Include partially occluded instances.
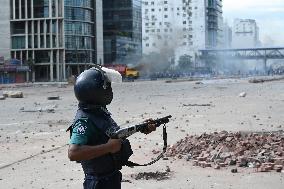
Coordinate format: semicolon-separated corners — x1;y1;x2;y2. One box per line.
198;47;284;72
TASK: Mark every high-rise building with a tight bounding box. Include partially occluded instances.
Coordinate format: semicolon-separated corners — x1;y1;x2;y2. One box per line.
232;19;260;48
222;21;232;48
0;0;104;82
142;0;223;58
193;0;223;50
142;0;194;56
0;1;11;60
103;0;142;65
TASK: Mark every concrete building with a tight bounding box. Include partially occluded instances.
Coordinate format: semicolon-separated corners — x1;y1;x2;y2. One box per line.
222;21;232;48
193;0;223;50
142;0;223;60
232;19;260;48
0;1;11;60
0;0;104;82
103;0;142;65
142;0;194;57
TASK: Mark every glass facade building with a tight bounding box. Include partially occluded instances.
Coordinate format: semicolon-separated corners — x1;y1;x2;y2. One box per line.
103;0;142;64
9;0;103;82
64;0;95;65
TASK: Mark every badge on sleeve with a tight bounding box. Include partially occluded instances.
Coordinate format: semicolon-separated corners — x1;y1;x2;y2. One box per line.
75;121;87;135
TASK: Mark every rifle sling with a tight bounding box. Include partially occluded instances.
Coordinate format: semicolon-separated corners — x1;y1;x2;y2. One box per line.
125;124;168;167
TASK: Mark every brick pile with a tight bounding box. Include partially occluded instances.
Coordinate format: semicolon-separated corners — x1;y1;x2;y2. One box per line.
165;131;284;172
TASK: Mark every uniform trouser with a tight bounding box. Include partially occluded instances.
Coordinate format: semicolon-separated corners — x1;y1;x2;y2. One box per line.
83;171;122;189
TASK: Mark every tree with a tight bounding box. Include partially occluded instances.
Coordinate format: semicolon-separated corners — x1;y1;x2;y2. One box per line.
26;59;35;82
178;54;193;70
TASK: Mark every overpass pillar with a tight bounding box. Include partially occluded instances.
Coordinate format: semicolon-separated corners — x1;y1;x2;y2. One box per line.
264;58;268;75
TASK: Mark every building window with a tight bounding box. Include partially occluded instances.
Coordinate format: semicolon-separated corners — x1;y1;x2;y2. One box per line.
183;21;186;24
12;36;25;49
164;15;168;18
164;8;168;11
146;43;149;47
164;1;168;4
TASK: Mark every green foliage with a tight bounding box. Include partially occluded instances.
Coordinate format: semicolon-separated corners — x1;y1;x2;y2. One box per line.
178;54;193;70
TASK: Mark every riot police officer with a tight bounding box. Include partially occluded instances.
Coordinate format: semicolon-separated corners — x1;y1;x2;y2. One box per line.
68;67;156;189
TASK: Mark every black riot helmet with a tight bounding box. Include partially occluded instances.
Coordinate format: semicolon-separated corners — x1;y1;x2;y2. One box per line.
74;66;114;106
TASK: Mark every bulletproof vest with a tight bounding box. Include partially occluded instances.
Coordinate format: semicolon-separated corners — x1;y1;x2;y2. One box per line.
70;107;133;175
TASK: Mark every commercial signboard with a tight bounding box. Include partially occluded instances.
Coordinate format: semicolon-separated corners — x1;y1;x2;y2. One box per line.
0;65;29;72
16;66;30;72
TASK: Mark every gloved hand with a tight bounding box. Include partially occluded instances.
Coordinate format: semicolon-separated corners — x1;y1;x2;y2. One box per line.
142;119;157;134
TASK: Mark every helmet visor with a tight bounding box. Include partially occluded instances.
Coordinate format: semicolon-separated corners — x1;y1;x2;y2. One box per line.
101;67;122;83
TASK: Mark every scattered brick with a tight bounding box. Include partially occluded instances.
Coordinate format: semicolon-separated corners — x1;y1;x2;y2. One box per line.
165;131;284;173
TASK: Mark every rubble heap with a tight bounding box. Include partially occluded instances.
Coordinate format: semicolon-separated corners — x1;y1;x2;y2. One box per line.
166;131;284;172
131;167;172;181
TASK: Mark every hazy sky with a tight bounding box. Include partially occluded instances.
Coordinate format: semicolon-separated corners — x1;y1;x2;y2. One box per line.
223;0;284;46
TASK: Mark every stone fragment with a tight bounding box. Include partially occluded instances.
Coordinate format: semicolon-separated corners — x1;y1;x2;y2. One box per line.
47;96;60;100
239;92;247;97
214;165;220;169
3;91;23;98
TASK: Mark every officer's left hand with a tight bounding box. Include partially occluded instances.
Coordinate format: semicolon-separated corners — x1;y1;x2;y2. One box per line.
142;119;157;134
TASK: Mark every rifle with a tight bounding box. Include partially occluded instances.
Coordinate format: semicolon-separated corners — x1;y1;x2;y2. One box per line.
107;115;172;139
108;115;172;167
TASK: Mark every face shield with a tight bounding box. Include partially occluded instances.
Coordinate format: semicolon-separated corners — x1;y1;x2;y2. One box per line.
90;66;122;89
101;67;122;85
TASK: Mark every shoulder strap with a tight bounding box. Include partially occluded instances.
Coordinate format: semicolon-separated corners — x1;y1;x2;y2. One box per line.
126;124;168;167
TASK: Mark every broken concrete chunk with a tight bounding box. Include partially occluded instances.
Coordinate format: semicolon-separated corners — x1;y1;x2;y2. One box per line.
3;91;24;98
239;92;247;97
47;96;60;100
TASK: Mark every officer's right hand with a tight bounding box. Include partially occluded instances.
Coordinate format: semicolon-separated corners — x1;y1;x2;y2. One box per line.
106;139;122;154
